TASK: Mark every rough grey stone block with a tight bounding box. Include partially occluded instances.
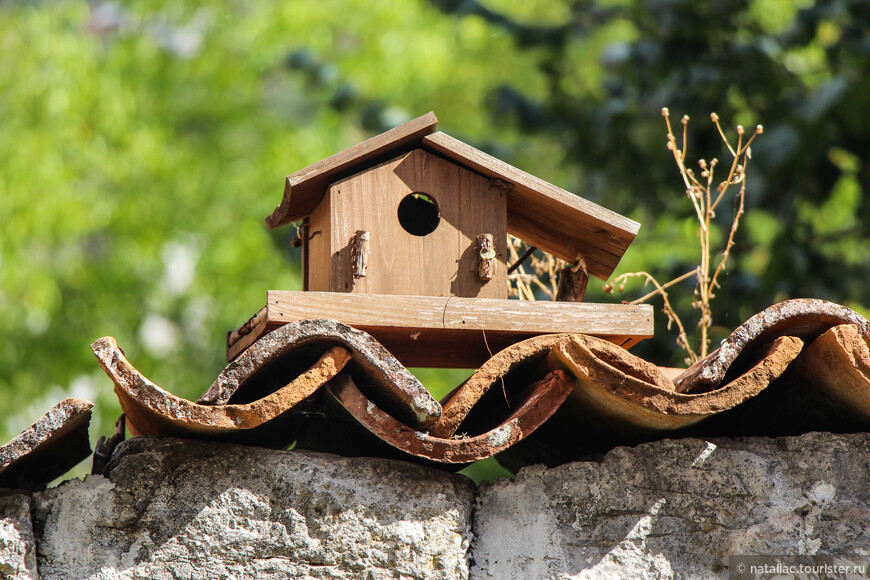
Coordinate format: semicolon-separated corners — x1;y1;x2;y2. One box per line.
0;494;37;580
472;432;870;579
33;437;474;580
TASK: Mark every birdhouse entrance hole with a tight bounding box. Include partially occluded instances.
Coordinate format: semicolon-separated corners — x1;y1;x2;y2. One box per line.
397;192;440;236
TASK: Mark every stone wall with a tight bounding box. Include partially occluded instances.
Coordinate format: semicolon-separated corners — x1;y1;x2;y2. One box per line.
472;432;870;579
2;432;869;579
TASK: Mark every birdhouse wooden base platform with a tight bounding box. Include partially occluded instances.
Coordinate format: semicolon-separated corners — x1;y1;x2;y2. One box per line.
227;290;654;368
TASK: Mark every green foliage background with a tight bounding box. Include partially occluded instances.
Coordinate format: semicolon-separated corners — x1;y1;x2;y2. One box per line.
1;0;868;482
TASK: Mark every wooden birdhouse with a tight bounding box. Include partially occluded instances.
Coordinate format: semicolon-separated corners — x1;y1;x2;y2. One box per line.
228;112;654;367
302;146;509;298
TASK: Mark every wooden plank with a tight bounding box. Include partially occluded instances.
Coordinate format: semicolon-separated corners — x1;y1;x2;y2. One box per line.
266;112;439;228
227;321;283;362
421;131;640;279
326;149;508;298
225;307;282;362
227;307;267;350
267;291;653;341
228;291;653;368
307;194;332;292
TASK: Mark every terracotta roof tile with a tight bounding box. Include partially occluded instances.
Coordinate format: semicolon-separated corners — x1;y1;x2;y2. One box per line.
0;398;93;489
83;299;870;472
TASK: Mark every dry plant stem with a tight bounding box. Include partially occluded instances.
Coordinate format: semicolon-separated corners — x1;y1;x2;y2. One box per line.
709;157;748;291
507;235;563;300
609;109;762;364
696;120;759;356
505;111;760;363
617;271;695;359
630;269;696;304
507;238;536;300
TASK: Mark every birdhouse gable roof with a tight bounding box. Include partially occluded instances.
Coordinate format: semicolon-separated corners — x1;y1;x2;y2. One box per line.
265;112;640;280
265;112;439;230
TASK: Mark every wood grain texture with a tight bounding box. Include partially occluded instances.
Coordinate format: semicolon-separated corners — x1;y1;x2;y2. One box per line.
307;194;332;292
421;131;639;279
326;149;508;298
227;290;653;368
266;112;438;227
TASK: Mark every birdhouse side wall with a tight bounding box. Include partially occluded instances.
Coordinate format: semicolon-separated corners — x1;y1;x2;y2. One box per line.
315;149;508;298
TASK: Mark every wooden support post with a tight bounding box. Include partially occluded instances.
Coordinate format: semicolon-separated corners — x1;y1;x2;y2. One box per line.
300;218;310;291
477;233;495;281
556;255;589;302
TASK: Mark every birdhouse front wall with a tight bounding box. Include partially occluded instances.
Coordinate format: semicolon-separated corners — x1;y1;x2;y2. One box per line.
306;148;508;298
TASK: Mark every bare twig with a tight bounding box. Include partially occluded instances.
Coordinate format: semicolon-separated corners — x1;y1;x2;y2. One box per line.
508;245;536;274
606;109;763;363
506;109;762;364
507;235;564;301
629;269;696;304
605;271;696;360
